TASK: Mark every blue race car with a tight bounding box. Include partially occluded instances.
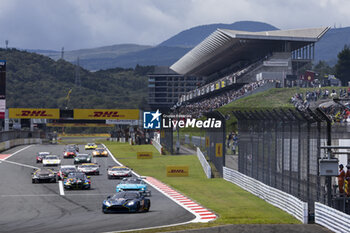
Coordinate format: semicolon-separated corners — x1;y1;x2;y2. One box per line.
63;172;91;190
102;191;150;213
116;177;151;196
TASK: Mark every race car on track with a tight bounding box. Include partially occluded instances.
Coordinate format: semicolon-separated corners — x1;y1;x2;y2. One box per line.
42;155;61;166
57;165;77;180
85;143;97;150
92;148;108;157
116;177;151;196
36;152;51;163
63;172;91;190
107;166;132;179
74;153;92;164
102;191;150;213
32;168;57;183
77;163;100;175
63;148;77;158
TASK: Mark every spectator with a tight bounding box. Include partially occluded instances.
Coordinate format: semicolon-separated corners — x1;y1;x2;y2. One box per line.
338;164;346;195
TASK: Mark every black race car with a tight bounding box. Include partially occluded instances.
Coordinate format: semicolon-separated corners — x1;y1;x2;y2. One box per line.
63;172;91;190
32;168;57;183
102;191;150;213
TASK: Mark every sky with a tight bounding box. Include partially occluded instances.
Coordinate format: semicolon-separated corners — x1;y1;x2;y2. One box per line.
0;0;349;51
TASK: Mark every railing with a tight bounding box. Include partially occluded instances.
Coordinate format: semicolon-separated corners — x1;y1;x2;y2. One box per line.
223;167;308;224
152;133;162;154
315;202;350;233
197;147;211;178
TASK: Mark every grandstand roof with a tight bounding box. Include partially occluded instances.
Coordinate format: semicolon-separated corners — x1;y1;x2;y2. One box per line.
170;27;330;76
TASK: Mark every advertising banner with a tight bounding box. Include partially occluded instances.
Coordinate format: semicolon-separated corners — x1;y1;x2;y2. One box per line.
137;152;153;159
106;119;139;125
215;143;223;157
166;165;189;177
74;109;139;120
9;108;60;119
0;99;5;119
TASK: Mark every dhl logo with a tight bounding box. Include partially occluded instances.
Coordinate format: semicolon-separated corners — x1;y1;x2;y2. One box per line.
19;110;50;117
169;169;185;173
91;111;122;118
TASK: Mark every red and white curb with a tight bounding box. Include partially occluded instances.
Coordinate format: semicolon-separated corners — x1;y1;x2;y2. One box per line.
145;177;217;223
102;144;218;223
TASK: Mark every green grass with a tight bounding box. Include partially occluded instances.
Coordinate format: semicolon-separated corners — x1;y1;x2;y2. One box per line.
103;142;300;232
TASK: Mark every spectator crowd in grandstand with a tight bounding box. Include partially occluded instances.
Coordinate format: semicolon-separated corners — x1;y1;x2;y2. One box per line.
290;88;350;123
174;80;275;117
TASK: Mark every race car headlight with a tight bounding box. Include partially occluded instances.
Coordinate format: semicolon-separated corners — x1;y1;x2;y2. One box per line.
127;201;135;206
141;188;145;191
49;174;54;177
104;200;112;207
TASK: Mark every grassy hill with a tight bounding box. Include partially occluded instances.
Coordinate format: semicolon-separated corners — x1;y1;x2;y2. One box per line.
0;48;150;109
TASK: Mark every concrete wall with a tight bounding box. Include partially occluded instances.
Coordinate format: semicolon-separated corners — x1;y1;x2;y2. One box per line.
0;138;42;152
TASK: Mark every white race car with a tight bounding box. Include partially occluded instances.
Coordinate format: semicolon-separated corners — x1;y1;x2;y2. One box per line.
42;155;61;166
107;166;132;179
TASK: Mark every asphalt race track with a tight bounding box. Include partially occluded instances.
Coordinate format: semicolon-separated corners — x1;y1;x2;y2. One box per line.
0;144;195;233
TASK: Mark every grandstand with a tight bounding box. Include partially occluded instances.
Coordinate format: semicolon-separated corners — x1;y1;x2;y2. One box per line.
170;27;330;110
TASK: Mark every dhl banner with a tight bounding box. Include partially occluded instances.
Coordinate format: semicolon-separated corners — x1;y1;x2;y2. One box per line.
216;143;223;157
74;109;139;120
166;165;189;177
47;123;114;128
137;152;153;159
9;108;59;119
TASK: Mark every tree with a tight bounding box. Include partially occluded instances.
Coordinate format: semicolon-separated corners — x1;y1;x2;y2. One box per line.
335;45;350;85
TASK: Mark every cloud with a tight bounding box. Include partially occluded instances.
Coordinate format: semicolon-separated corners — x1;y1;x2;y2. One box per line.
0;0;348;50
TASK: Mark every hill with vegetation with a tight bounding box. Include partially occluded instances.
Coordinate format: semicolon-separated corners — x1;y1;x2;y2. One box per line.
0;48;151;109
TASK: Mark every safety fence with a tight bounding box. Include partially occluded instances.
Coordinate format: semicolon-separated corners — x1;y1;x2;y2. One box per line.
223;166;308;224
315;202;350;233
197;147;211;178
0;138;42;152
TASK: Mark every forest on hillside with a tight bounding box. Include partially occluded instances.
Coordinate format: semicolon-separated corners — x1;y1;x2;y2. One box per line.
0;49;153;110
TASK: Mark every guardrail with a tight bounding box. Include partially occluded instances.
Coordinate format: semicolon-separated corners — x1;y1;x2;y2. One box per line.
0;130;41;143
152;138;163;154
197;147;211;178
315;202;350;233
223;167;308;223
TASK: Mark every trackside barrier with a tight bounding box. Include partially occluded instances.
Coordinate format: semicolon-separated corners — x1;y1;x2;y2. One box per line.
196;147;211;178
152;139;162;154
315;202;350;233
223;167;308;223
119;138;126;143
0;138;42;152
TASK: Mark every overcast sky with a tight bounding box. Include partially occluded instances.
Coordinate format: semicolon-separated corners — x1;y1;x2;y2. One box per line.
0;0;349;50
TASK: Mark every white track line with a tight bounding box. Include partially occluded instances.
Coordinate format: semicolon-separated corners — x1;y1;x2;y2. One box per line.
2;145;33;161
0;159;39;169
58;181;65;196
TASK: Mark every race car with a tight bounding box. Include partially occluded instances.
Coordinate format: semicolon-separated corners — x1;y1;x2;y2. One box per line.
63;148;77;158
116;177;151;196
107;166;132;179
32;168;57;183
42;155;61;166
92;148;108;157
102;191;150;213
63;172;91;190
74;154;92;164
85;143;97;150
77;163;100;175
57;165;77;180
36;152;51;163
